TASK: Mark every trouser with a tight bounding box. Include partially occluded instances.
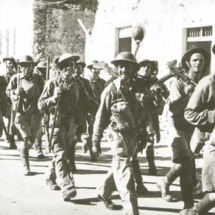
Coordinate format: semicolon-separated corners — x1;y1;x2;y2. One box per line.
0;109;4;137
46;118;77;191
169;125;194;208
97;156;139;215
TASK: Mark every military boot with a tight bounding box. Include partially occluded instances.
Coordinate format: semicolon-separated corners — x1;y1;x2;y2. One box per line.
157;165;180;202
131;160;148;195
20;147;30;175
34;138;45;159
146;145;159;176
62;187;77;201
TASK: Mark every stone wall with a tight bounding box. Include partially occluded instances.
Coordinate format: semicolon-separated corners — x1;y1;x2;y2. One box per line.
33;0;97;62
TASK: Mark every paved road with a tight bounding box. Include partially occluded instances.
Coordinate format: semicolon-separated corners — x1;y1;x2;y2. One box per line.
0;131;214;215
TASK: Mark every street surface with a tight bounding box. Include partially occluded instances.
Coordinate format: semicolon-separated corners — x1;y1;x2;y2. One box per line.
0;126;214;215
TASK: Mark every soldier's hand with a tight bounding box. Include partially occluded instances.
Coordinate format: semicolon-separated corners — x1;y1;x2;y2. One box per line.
53;87;62;100
184;84;195;95
156;132;160;143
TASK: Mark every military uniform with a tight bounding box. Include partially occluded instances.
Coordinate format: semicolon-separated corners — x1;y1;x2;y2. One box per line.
6;69;44;175
0;76;9;137
180;75;215;215
94;78;146;214
38;74;97;200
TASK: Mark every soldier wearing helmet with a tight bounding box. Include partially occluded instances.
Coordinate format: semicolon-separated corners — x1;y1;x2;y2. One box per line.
72;61;95;145
92;51;145;215
80;60;106;161
6;55;44;175
157;47;210;210
2;56;18;149
38;53;97;201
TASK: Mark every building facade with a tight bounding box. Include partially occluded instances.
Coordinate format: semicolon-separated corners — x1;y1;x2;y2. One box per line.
90;0;215;75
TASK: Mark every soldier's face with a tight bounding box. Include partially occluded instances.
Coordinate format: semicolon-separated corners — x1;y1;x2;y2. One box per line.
74;64;83;77
19;63;34;78
91;68;100;79
138;62;152;77
6;60;15;74
116;62;133;80
61;61;75;81
188;53;204;73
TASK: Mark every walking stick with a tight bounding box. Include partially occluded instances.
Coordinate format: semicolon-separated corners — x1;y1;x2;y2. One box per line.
44;57;51;153
48;95;60;152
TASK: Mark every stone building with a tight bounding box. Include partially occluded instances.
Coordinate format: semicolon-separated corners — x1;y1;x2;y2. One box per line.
90;0;215;76
0;0;97;65
0;0;214;76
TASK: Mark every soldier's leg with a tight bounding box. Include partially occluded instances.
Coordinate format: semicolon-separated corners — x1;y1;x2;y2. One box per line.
157;163;180;202
0;109;4;138
86;114;97;161
97;167;117;210
45;157;60;190
131;158;148;195
15;114;32;175
19;138;31;175
4;114;16;149
180;162;194;209
34;130;44;158
112;156;139;215
67;118;78;172
31;114;44;158
52;125;77;201
146;135;158;175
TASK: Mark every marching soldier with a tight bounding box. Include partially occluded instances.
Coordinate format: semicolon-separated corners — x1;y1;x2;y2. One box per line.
180;57;215;215
136;59;169;176
82;60;106;161
0;75;9;139
157;48;210;209
2;56;17;149
38;53;97;200
92;51;149;215
6;55;44;175
72;61;95;144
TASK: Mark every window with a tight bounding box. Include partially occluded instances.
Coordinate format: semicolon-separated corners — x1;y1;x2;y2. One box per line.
115;26;132;56
186;26;212;51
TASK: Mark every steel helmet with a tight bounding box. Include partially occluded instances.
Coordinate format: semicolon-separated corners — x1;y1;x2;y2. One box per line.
111;51;140;71
3;56;17;66
76;60;86;68
57;53;80;66
181;47;210;71
17;55;37;65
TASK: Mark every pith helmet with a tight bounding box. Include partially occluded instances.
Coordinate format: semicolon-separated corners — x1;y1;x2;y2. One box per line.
111;51;140;71
17;55;37;65
3;56;17;66
86;60;102;70
57;53;80;66
76;60;86;68
181;47;210;71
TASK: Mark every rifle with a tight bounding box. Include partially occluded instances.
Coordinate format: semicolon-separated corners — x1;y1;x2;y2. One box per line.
44;57;50;153
167;60;197;87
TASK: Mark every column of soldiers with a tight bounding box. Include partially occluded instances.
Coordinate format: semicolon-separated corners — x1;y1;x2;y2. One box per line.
1;46;215;215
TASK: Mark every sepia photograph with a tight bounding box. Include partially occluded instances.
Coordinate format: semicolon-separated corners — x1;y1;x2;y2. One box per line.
0;0;215;214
